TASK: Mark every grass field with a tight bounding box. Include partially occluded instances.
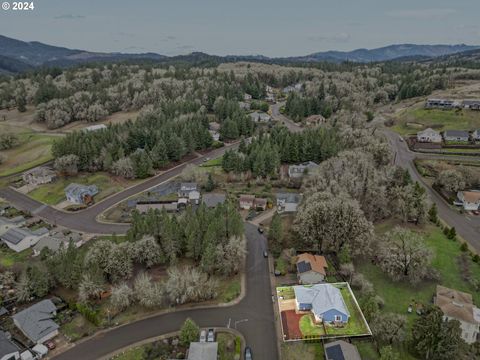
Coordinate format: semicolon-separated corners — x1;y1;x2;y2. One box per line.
299;315;326;337
357;221;480;326
280;342;323;360
217;275;241;303
0;247;32;267
28;173;135;205
0;129;58;176
201;157;223;167
392;106;480;135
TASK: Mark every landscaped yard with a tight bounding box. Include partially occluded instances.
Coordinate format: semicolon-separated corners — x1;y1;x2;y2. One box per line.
27;173;136;205
358;220;480;326
201;156;223;167
392;106;480;135
0;246;32;267
299;315;325;337
217;275;241;303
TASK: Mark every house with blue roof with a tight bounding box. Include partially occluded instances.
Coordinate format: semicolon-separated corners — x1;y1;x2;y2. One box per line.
293;284;350;324
64;183;99;205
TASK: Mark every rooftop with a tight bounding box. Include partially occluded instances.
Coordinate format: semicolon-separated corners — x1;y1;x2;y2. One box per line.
276;193;301;204
444;130;469;137
461;191;480;203
0;331;19;358
1;227;48;245
324;340;361;360
296;253;328;276
435;285;479;324
12;300;59;343
202;193;226;208
294;284;350;318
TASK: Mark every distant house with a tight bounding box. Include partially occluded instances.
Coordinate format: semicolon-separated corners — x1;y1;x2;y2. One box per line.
239;101;251;111
288;161;319;178
416;128;442;143
244;93;252;101
266;93;275;102
443;130;469;142
425;98;458;109
83;124;107;132
249;111;271;123
472;129;480;141
0;227;49;253
22;167;57;186
276;193;301;213
462;99;480;110
13;300;59;344
254;197;267;211
283;83;303;94
209;130;220;142
188;190;201;205
0;216;25;236
136;201;178;213
202;193;226;208
209;122;221;132
239;194;255;210
0;331;20;360
435;285;480;344
296;253;328;284
324;340;361;360
293;284;350;324
456;191;480;211
65;183;99;205
187;342;218;360
178;183;198;198
33;231;83;256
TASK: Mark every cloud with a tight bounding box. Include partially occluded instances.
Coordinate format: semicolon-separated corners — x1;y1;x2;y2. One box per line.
386;8;456;20
54;14;86;20
176;45;194;51
308;33;351;43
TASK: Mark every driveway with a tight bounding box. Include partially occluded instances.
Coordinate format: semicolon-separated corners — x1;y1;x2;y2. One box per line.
384;130;480;253
53;223;277;360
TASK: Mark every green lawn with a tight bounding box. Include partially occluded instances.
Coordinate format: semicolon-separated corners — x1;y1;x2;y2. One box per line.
299;315;325;337
201;157;223;167
357;221;480;326
352;340;379;360
0;247;32;267
218;276;241;303
110;346;145;360
281;342;323;360
276;286;295;300
28;173;128;205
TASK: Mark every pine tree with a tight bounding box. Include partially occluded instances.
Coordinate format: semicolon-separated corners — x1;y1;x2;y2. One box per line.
268;213;283;257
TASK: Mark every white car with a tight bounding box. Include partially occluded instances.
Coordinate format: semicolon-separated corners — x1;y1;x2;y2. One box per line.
199;329;207;342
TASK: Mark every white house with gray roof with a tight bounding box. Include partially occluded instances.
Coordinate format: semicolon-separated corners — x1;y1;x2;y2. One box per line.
288;161;319;178
12;300;59;344
416;128;442;143
33;231;83;256
0;216;25;236
293;284;350;324
0;331;19;360
276;193;301;213
0;227;49;253
443;130;470;142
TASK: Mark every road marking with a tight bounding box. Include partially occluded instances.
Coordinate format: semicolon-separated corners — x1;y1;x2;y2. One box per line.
227;318;231;328
32;205;47;215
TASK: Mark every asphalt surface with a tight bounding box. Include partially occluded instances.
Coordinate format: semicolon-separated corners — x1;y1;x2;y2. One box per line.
53;223;277;360
271;102;303;133
0;143;238;235
384;130;480;252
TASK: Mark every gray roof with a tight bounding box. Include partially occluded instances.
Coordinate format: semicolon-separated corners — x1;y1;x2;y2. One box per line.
12;300;58;343
33;232;81;253
325;340;361;360
0;331;19;357
276;193;301;204
202;193;226;208
0;227;47;245
462;99;480;105
294;284;350;318
64;183;99;197
187;342;218;360
0;216;25;226
444;130;469;138
289;161;319;174
180;183;198;191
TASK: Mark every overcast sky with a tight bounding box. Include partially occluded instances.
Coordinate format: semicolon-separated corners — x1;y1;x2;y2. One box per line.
1;0;479;56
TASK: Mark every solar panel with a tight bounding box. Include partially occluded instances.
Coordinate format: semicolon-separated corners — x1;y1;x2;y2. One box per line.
325;344;345;360
297;261;312;273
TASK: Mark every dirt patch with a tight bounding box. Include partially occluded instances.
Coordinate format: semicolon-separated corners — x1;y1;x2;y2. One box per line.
281;310;303;340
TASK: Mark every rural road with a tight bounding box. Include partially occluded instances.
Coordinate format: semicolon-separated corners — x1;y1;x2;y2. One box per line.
384;130;480;253
271;102;303;133
53;223;277;360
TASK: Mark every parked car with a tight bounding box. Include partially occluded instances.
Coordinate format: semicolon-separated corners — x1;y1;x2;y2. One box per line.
199;329;207;342
274;269;281;276
44;341;56;350
257;227;264;234
245;346;253;360
207;328;215;342
263;250;268;258
472;210;479;215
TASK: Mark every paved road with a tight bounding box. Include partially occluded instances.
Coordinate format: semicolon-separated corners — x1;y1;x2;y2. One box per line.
0;143;239;235
54;223;277;360
384;130;480;252
271;102;303;133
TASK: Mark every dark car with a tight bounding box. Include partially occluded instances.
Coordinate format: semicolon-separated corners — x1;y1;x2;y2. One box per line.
245;346;253;360
44;341;56;350
274;269;281;276
257;227;264;234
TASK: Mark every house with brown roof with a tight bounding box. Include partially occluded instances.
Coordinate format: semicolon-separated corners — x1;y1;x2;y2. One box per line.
296;253;328;284
456;191;480;211
434;285;480;344
239;195;255;210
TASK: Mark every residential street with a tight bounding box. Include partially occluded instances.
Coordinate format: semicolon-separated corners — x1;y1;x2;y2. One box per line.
53;223;277;360
271;102;303;133
384;130;480;252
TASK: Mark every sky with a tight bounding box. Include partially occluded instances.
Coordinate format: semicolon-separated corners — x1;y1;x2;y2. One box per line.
1;0;480;57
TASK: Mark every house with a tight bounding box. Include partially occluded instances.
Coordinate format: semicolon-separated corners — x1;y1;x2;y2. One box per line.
435;285;480;344
136;201;178;213
22;167;57;186
457;191;480;211
0;227;49;253
13;300;59;344
288;161;319;178
265;85;274;93
0;331;20;360
208;122;221;132
64;183;99;205
188;190;201;205
83;124;107;132
253;197;267;211
187;342;218;360
443;130;470;142
33;231;83;256
283;83;303;94
416;128;442;143
462;99;480;110
324;340;361;360
238;101;251;111
425;98;458;109
472;129;480;141
239;195;255;210
0;216;25;236
202;193;226;208
244;93;252;101
249;111;271;123
209;130;220;142
178;183;198;198
293;284;350;324
266;93;275;102
276;193;301;213
296;253;328;284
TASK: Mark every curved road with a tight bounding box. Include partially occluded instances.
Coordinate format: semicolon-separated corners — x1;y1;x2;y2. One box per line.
53;223;276;360
384;130;480;252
